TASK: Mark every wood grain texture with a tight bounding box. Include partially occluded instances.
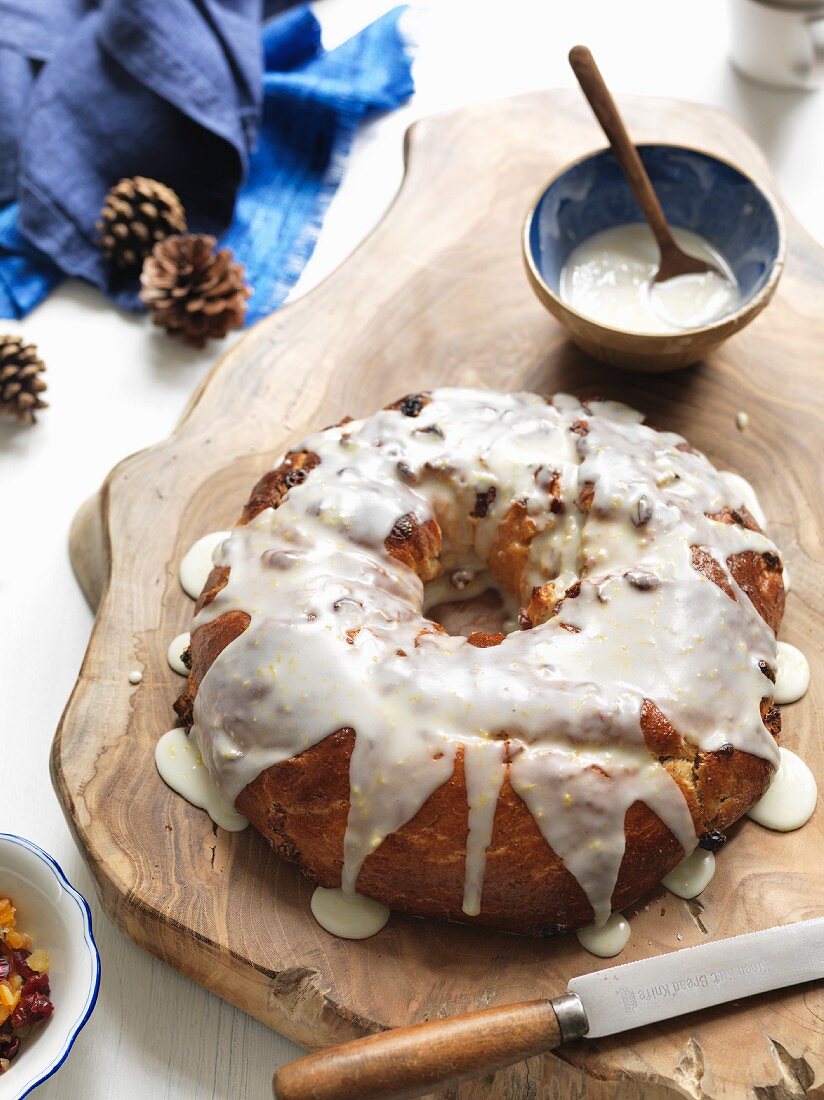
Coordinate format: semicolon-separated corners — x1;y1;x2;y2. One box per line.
56;91;824;1098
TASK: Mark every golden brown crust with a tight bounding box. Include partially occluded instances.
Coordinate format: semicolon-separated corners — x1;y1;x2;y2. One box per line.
177;422;784;936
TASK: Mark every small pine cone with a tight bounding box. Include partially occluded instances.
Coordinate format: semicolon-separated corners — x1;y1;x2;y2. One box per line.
0;336;48;425
97;177;187;271
140;234;251;348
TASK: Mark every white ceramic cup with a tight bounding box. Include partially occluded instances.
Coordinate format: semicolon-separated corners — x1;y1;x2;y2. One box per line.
728;0;824;89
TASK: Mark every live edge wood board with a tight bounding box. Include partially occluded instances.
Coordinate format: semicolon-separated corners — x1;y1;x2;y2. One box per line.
55;91;824;1099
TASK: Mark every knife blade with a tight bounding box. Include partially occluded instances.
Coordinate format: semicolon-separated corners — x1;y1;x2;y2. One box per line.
569;916;824;1038
274;917;824;1100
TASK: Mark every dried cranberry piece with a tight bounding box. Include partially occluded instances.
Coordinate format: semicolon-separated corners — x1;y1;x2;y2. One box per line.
284;468;307;488
399;395;424;417
26;994;54;1023
11;992;54;1029
10;951;34;981
470;486;496;518
0;1036;19;1061
22;973;50;998
388;514;415;542
698;829;727;852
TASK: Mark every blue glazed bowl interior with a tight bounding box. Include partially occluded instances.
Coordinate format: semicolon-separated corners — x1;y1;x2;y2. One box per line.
528;145;782;315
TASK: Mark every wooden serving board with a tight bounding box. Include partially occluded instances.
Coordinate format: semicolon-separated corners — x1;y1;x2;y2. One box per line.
55;91;824;1099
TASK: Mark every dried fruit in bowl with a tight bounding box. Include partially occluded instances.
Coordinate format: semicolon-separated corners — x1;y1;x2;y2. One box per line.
0;897;54;1074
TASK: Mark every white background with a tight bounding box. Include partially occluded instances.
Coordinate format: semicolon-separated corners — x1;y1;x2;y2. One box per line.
2;1;823;1096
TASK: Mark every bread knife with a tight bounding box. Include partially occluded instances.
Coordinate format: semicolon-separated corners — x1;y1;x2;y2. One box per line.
273;917;824;1100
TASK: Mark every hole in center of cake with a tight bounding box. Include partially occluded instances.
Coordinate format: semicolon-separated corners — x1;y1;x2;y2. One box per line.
423;564;521;638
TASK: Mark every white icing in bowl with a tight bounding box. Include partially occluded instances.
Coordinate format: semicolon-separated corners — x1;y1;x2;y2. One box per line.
560;225;740;334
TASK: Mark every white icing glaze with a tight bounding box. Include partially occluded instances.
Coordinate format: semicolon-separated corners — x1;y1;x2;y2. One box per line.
128;670;143;685
719;471;767;530
716;472;793;590
560;225;740;334
661;848;716;899
747;747;817;831
735;411;749;432
310;886;390;939
576;912;631;957
774;642;810;704
167;631;191;677
179;531;231;600
155;728;248;832
188;389;783;927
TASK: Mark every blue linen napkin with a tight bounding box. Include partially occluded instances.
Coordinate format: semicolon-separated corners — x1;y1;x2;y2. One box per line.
0;2;413;324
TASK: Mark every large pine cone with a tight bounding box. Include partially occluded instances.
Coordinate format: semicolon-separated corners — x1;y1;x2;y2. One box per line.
140;234;251;348
0;336;47;425
97;177;187;271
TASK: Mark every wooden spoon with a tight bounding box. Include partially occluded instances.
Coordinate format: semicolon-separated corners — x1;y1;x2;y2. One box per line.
568;45;722;284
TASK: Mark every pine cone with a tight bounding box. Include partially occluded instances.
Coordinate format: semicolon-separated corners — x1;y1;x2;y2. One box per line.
97;177;187;271
140;234;251;348
0;336;48;425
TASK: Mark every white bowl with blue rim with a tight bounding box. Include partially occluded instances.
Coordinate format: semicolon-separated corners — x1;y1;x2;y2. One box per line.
0;835;99;1099
523;144;785;372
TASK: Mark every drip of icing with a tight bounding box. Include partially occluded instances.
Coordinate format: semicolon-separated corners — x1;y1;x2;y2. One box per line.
576;913;631;958
189;389;783;924
462;741;506;915
128;670;143;685
747;747;817;831
774;642;810;704
310;886;390;939
155;728;248;831
167;632;191;677
661;848;716;899
179;531;230;600
719;471;767;530
782;562;791;593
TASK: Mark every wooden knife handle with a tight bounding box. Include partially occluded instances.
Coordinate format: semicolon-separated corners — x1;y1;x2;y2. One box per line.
273;996;586;1100
568;44;676;254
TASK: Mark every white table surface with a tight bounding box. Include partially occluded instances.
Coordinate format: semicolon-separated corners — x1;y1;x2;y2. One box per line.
2;1;822;1096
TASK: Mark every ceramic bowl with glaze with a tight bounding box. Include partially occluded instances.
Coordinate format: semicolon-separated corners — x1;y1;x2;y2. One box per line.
0;834;100;1100
523;144;785;372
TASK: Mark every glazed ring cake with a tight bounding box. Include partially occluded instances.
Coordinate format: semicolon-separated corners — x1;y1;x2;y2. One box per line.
174;389;785;935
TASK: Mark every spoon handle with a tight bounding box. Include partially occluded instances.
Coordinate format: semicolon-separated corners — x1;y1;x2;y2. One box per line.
568;45;677;256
